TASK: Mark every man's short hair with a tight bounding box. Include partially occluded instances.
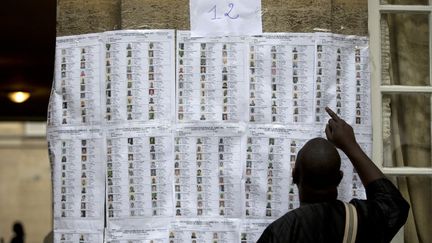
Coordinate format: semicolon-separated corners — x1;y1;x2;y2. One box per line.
294;137;341;189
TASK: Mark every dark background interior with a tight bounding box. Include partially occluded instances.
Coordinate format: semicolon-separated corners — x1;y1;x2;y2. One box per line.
0;0;56;121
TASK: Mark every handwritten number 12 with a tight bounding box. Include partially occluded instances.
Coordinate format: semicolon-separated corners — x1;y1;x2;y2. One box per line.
208;3;240;20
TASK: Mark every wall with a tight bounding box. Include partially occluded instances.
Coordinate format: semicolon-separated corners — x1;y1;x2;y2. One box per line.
56;0;367;36
0;123;51;243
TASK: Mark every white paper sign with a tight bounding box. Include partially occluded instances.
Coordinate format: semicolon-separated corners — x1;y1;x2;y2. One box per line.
190;0;262;37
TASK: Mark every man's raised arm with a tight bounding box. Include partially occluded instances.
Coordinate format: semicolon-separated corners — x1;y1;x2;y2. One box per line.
324;107;384;186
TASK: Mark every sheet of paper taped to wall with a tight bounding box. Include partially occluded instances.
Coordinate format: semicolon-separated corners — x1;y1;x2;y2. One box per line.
190;0;263;37
47;29;371;242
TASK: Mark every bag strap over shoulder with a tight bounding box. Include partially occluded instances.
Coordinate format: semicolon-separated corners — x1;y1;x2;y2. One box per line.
342;202;358;243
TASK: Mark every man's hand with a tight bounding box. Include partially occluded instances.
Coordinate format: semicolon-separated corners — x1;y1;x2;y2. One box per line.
325;107;384;186
325;107;357;152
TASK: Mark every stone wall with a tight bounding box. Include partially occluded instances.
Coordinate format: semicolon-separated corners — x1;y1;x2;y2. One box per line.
57;0;368;36
57;0;122;36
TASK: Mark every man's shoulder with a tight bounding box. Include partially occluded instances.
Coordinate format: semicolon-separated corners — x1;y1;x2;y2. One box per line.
268;209;298;228
270;201;343;229
257;211;299;243
259;201;345;243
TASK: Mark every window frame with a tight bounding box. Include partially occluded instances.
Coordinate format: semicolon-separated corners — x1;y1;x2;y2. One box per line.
369;1;432;174
368;1;432;242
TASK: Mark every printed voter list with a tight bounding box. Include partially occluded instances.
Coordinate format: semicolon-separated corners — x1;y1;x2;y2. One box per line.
49;30;371;242
190;0;263;37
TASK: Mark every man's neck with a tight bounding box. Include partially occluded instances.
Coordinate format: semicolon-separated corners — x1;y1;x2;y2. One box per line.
299;185;338;205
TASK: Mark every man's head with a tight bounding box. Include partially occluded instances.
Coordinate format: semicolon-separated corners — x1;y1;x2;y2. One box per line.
293;137;342;202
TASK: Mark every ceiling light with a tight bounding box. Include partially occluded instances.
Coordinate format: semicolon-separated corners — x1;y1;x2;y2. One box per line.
8;91;31;103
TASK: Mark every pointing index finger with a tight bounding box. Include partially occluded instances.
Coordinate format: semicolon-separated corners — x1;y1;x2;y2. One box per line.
325;107;340;121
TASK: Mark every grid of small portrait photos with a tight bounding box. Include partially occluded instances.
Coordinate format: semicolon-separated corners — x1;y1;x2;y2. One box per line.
126;43;133;121
106;138;114;218
350;142;368;198
244;135;303;218
199;43;208;121
270;46;277;123
149;136;159;216
249;46;256;122
168;231;224;243
128;137;136;217
218;138;226;216
244;137;252;216
221;44;230;120
60;49;68;125
51;31;371;242
200;43;207;121
60;141;68;218
79;49;88;123
314;45;323;123
105;43;112;121
58;232;100;243
106;139;115;217
80;139;89;217
173;135;236;218
334;46;343;116
175;41;225;121
106;137;124;218
59;140;90;218
177;42;185;121
266;138;278;217
315;44;324;122
148;43;157;120
174;137;181;216
196;137;205;216
355;47;362;124
177;42;233;122
105;41;158;122
288;140;299;210
55;37;101;127
106;136;160;218
106;139;116;217
291;47;300;123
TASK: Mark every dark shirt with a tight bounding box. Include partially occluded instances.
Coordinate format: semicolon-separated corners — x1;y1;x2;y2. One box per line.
11;236;24;243
257;178;409;243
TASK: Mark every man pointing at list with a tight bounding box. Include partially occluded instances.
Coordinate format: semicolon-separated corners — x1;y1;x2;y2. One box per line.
257;107;409;243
